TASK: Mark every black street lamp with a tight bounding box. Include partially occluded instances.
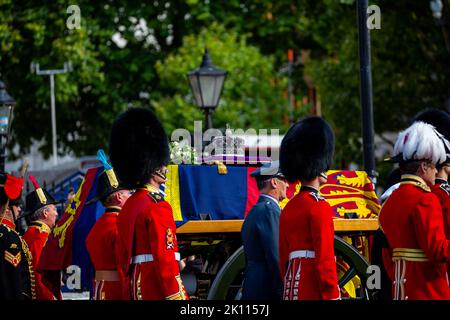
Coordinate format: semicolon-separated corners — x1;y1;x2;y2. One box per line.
187;48;227;130
0;80;15;172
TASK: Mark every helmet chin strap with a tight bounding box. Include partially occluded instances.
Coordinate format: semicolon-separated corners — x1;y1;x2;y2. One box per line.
319;172;328;180
154;168;168;182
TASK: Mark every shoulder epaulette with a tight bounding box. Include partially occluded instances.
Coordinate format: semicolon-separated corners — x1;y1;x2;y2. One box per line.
309;192;325;202
2;224;19;236
440;183;450;195
148;191;164;203
400;181;430;192
30;222;50;234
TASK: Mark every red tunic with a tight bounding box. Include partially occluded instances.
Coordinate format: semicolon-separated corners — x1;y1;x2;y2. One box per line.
86;207;124;300
116;185;188;300
22;221;55;300
431;178;450;280
279;186;340;300
379;174;450;300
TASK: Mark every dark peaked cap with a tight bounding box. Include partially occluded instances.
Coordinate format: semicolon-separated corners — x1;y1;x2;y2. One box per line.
280;116;335;183
109;108;169;188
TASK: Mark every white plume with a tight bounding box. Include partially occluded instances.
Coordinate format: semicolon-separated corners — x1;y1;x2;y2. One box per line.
393;121;447;164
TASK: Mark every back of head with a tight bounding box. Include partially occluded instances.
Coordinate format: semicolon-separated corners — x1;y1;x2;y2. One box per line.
109;108;169;188
280;116;335;183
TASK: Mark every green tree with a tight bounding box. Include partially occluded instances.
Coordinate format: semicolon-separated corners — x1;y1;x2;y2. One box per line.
152;23;289;134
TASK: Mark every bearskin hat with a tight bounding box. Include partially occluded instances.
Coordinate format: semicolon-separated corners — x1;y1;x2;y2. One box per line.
109;108;169;188
412;108;450;140
280;116;335;183
392;121;449;165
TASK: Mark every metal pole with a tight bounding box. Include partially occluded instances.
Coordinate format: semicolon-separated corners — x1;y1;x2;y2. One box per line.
357;0;377;182
287;49;294;123
205;108;213;130
288;62;293;124
50;74;57;166
0;135;5;172
31;61;71;167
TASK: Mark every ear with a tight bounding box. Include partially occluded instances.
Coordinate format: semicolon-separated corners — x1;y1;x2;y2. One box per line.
419;162;428;173
114;191;122;202
42;207;49;219
270;178;278;189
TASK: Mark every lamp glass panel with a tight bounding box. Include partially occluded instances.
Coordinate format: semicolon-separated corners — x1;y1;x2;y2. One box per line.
199;75;219;107
188;74;203;107
211;75;225;107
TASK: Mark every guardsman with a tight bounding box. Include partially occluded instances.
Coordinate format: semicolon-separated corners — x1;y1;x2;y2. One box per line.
85;149;132;300
278;116;340;300
0;172;35;300
22;175;59;300
380;121;450;299
241;161;287;300
412;108;450;280
110;108;188;300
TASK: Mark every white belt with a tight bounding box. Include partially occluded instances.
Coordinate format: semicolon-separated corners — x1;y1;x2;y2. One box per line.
289;250;315;260
131;252;181;264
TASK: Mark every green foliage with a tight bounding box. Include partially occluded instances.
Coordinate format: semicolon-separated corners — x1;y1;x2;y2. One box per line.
152;23;288;133
0;0;449;190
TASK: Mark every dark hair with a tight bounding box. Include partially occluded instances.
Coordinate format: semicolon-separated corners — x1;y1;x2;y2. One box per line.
399;160;423;175
255;177;271;191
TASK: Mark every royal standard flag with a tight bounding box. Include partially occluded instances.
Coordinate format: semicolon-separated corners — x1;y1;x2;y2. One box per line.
281;170;380;218
37;167;104;295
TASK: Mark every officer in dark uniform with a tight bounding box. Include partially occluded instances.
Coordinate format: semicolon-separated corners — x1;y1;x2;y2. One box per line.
241;161;288;300
0;172;35;300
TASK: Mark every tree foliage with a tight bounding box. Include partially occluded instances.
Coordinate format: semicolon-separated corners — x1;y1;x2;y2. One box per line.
0;0;449;183
152;23;288;134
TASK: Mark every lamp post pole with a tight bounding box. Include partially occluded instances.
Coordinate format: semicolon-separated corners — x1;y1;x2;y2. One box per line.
31;61;72;166
0;135;6;172
0;80;15;173
357;0;377;183
204;108;213;131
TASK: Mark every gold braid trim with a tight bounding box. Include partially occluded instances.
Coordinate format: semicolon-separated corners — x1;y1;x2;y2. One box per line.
165;275;187;300
20;238;36;299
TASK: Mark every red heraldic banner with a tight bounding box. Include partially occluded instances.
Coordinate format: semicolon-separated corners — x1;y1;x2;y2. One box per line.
37;168;100;297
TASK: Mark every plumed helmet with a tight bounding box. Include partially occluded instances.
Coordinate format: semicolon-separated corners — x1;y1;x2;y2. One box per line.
86;150;126;205
109;108;169;188
392;121;449;165
412;108;450;164
280;116;335;183
25;175;57;215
